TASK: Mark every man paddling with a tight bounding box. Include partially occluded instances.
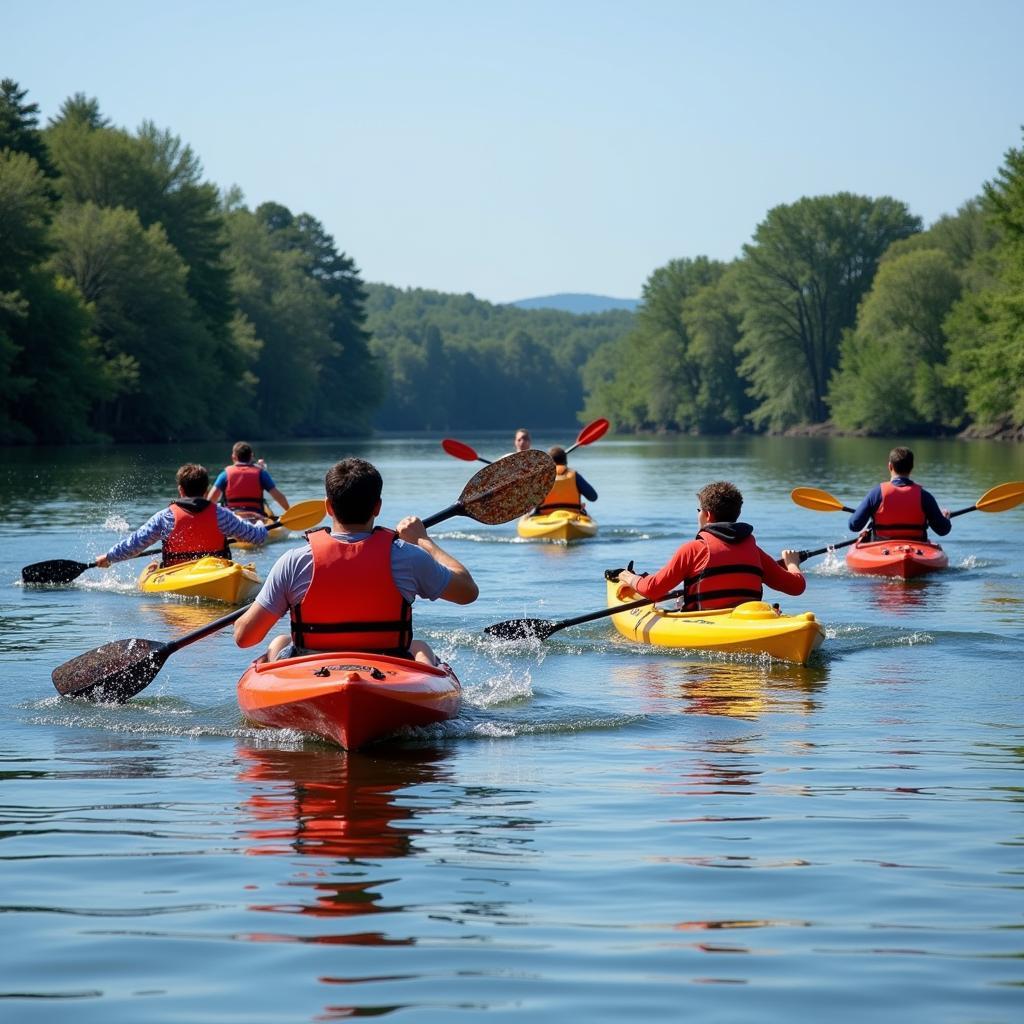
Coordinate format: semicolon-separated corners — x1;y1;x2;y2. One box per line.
207;441;290;521
233;457;479;666
534;445;598;513
501;427;532;458
616;481;806;609
848;447;951;541
96;464;268;569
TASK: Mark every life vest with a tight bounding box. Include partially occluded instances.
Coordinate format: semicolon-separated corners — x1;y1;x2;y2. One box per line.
537;466;583;513
224;463;265;514
682;529;765;610
290;528;413;655
161;500;229;566
872;481;927;540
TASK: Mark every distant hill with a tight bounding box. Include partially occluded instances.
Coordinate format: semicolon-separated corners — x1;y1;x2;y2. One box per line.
511;292;639;314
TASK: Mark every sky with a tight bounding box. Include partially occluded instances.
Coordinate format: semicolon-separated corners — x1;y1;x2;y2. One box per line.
6;0;1023;304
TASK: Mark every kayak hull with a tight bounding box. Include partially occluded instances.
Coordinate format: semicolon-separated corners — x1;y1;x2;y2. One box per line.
845;539;948;579
517;510;598;542
237;651;461;750
605;580;824;665
138;556;261;605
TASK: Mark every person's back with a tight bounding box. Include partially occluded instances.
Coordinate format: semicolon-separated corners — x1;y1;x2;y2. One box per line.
209;441;290;517
536;445;597;513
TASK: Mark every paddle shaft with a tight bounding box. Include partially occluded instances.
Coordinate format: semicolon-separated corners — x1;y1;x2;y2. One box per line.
540;588;686;637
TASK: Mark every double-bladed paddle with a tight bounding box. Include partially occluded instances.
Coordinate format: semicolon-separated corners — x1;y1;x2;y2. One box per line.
51;450;556;703
21;499;327;586
441;417;610;465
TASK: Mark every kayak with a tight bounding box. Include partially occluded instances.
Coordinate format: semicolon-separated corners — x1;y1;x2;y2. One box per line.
138;556;261;605
845;539;948;579
233;523;287;550
605;579;824;665
237;651;461;750
517;509;598;542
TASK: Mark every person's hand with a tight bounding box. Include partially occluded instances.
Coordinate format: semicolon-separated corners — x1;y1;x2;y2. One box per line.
257;458;266;468
396;515;428;545
941;507;951;518
780;549;803;570
95;553;111;569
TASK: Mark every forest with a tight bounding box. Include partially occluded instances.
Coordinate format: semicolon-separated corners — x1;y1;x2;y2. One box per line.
2;78;1022;443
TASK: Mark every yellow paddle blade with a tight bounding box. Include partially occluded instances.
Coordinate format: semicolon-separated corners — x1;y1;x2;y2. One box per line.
276;499;327;532
974;481;1024;513
790;487;847;513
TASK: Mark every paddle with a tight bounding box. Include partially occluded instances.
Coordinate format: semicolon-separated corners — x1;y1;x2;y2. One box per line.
51;450;556;702
441;417;610;466
792;482;1024;522
441;439;490;464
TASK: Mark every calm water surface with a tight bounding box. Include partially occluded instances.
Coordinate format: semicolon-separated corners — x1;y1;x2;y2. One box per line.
1;434;1022;1022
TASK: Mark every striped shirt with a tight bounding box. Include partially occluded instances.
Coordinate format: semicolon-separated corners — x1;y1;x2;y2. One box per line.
105;506;269;562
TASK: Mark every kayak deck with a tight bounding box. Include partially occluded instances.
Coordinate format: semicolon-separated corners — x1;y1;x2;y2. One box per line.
137;556;261;605
605;580;824;665
237;651;461;750
845;539;948;579
517;509;598;542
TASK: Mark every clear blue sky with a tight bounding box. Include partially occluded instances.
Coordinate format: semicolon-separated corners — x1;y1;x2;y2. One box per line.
6;0;1023;303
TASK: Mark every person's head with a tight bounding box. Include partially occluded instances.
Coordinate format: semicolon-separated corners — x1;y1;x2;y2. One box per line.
514;428;531;452
888;446;914;476
232;441;253;464
325;458;383;525
176;463;210;498
696;481;743;524
548;445;567;467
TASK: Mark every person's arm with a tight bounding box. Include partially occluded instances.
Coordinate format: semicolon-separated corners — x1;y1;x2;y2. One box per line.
396;516;478;604
215;506;269;545
207;470;228;503
921;489;952;536
268;487;289;511
848;485;881;532
618;540;706;601
233;548;310;646
234;602;281;648
96;509;172;566
760;548;807;597
576;472;598;502
259;469;289;511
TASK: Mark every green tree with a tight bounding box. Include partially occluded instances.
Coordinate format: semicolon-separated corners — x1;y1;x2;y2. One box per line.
0;79;57;180
736;193;921;430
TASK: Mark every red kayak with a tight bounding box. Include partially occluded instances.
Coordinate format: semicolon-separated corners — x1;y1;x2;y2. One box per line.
237;651;461;750
845;539;949;579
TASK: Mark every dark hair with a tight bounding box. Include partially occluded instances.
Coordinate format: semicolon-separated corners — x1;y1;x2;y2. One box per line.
176;463;210;497
548;445;567;466
325;458;382;523
697;481;743;522
888;446;914;475
232;441;253;462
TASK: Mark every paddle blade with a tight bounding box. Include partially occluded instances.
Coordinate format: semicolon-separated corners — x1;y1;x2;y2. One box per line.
442;439;482;462
484;618;555;641
574;418;610;447
791;487;849;513
975;481;1024;513
22;559;91;585
277;499;327;532
457;449;556;525
52;639;168;702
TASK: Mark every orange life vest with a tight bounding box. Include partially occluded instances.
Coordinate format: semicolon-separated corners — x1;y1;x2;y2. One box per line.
290;528;413;655
872;481;927;540
537;467;583;513
161;501;229;566
682;530;765;610
225;463;265;514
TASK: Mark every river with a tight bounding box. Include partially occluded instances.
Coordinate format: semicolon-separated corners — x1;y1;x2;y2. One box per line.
1;433;1022;1022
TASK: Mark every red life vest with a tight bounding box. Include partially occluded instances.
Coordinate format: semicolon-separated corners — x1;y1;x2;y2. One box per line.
225;463;265;514
290;528;413;655
161;501;229;566
537;467;583;513
682;530;765;611
872;481;927;540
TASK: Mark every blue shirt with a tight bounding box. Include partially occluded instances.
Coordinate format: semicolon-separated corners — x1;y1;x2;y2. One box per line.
213;464;277;496
575;471;598;502
848;478;951;537
255;531;453;618
106;505;269;562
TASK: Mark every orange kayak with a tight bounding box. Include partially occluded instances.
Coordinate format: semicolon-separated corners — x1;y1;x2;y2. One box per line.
845;539;948;579
237;651;461;750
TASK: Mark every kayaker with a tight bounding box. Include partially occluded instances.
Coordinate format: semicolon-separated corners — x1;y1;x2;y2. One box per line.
207;442;290;521
848;447;952;541
534;445;598;513
96;464;269;569
502;427;532;458
615;481;806;609
233;457;479;666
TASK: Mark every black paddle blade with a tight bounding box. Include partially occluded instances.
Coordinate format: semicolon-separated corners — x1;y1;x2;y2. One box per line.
459;449;555;524
484;618;555;641
22;559;91;585
52;639;168;703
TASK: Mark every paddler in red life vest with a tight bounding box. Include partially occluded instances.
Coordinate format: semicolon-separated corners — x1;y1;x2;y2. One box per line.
95;463;269;570
233;457;479;666
848;446;952;541
207;441;290;521
615;481;806;610
535;445;598;513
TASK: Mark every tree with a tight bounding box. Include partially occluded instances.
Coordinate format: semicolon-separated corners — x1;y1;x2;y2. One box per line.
736;193;921;430
0;79;57;180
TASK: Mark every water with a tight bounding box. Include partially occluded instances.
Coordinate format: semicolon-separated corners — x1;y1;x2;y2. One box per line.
2;434;1023;1022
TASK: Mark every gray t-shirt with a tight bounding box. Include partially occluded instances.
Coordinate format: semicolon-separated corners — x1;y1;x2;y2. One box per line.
255;531;452;618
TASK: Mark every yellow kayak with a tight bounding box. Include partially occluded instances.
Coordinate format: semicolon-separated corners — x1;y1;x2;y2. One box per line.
605;579;824;665
517;509;598;542
138;557;261;605
232;523;287;550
